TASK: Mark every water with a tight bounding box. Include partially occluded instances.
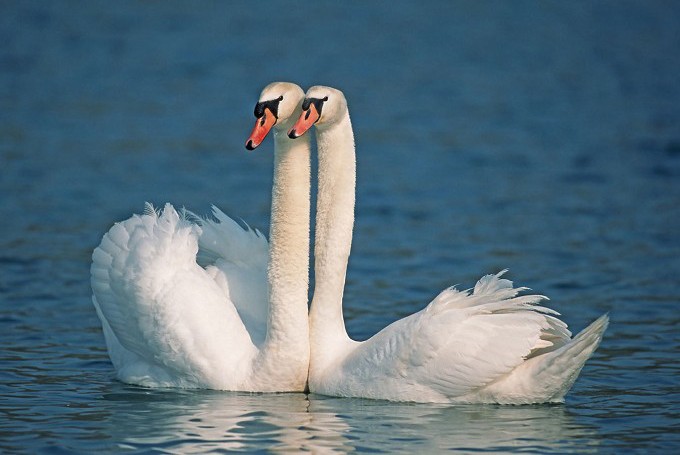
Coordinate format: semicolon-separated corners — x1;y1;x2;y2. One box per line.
1;1;679;452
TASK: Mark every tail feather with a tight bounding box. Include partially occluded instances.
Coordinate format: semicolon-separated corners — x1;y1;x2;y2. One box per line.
533;313;609;401
476;313;609;404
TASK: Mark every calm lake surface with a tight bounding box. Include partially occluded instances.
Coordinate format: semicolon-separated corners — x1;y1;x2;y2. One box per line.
1;1;679;452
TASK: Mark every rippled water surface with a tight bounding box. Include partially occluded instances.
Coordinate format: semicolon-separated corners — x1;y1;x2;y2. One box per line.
2;1;679;453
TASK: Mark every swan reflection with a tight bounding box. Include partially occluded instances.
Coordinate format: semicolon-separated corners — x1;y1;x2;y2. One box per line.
310;395;599;452
104;388;350;453
101;386;597;453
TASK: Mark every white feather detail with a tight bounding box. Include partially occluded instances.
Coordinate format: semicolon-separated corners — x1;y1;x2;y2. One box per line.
91;203;263;389
306;86;608;404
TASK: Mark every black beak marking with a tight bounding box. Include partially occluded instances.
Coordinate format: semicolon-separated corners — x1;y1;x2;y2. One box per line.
254;95;284;119
301;96;329;122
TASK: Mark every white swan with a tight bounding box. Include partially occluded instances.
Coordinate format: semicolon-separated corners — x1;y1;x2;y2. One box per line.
289;86;609;404
91;82;311;392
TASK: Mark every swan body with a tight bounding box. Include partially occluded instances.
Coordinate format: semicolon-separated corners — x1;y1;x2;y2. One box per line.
91;82;311;391
290;86;609;404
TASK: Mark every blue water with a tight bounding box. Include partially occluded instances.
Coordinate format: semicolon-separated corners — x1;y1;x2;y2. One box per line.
2;1;679;452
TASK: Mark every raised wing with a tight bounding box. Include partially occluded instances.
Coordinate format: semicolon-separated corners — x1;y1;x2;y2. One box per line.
90;204;258;389
191;206;269;345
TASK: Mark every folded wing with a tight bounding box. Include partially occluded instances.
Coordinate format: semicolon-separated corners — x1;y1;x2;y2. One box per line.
340;271;571;401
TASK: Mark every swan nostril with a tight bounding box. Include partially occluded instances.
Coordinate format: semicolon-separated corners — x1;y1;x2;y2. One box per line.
288;129;297;139
245;140;255;150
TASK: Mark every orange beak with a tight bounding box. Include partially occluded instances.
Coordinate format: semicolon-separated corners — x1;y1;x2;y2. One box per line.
245;107;276;150
288;103;320;139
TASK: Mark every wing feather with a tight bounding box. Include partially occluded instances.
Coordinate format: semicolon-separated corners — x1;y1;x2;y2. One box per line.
91;204;258;388
339;271;572;399
188;206;269;344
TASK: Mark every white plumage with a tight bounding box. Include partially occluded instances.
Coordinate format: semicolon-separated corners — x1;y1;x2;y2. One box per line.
91;204;263;389
92;81;609;402
91;82;312;392
292;85;608;404
312;270;608;404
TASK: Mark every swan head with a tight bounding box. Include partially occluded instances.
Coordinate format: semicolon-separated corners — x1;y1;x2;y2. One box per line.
288;86;348;138
245;82;305;150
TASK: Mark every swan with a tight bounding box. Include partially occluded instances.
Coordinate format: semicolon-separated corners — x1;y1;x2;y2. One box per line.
288;86;609;404
90;82;311;392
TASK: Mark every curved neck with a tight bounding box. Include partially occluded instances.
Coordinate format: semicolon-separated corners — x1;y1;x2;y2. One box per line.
260;128;311;377
310;111;356;360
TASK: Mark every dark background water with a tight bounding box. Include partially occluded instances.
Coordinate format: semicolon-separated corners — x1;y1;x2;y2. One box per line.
1;1;679;452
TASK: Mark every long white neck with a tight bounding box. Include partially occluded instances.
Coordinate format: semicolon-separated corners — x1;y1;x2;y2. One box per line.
310;111;356;371
257;127;311;389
